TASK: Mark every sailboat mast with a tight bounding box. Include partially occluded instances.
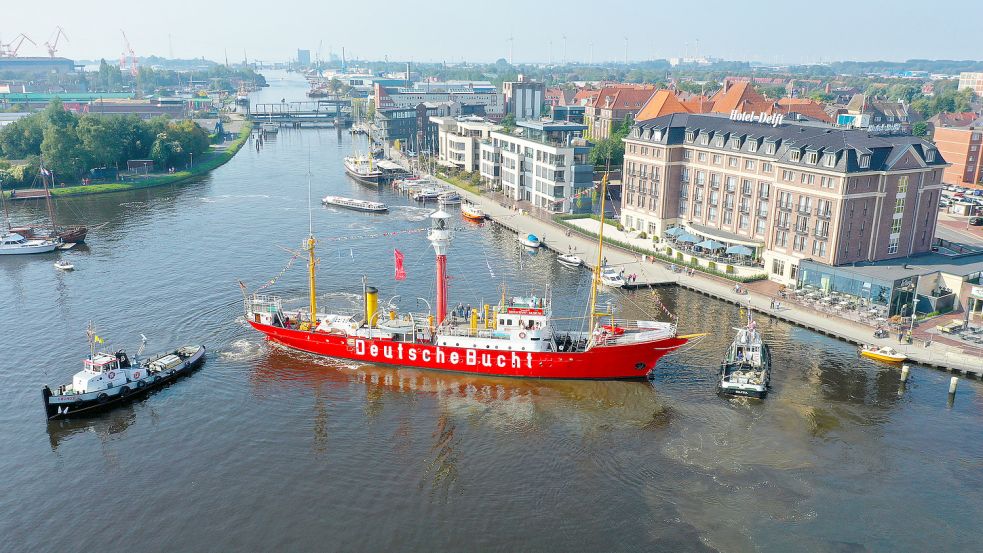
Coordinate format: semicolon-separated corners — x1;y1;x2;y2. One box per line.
588;170;610;331
0;180;10;232
306;172;318;323
40;164;58;231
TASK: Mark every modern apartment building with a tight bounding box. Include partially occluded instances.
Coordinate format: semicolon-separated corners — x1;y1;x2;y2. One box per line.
957;72;983;97
431;116;501;173
479;120;594;213
934;124;983;188
503;77;545;121
621;112;948;285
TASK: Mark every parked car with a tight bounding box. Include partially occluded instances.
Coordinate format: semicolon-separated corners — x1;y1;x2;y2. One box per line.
969;217;983;226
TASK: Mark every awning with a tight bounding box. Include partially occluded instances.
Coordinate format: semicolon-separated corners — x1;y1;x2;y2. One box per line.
665;226;685;237
696;239;725;250
726;245;753;256
676;233;699;244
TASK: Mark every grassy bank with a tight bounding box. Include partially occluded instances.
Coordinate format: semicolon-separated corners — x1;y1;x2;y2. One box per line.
5;122;253;199
434;171;482;195
553;214;768;283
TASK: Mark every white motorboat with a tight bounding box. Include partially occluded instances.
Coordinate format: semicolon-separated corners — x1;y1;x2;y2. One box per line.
54;260;74;271
414;187;442;202
438;191;462;205
0;232;58;255
321;195;388;213
261;122;279;134
718;311;771;398
599;267;625;287
557;253;582;267
518;233;541;248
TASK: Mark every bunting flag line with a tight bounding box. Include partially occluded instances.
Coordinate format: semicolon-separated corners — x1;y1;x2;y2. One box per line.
548;183;598;206
394;248;406;281
256;252;301;292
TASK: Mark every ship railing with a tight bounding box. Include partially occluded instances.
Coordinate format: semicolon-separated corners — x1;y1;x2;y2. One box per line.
598;319;678;344
245;294;283;314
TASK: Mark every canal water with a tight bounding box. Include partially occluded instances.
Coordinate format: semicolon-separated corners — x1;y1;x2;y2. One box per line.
2;72;981;552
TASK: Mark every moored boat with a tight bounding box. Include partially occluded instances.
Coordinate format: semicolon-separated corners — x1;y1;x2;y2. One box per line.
718;311;771;398
54;259;74;271
344;155;385;185
438;191;462;205
557;253;582;267
322;195;388;213
241;173;696;380
42;330;205;420
518;233;541;248
859;344;907;363
461;203;485;221
599;267;625;287
414;187;442;202
0;232;58;255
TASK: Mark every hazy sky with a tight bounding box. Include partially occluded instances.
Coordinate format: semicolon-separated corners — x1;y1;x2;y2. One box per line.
2;0;980;65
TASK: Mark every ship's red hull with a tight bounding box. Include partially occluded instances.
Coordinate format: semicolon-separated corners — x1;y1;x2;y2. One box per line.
248;321;687;379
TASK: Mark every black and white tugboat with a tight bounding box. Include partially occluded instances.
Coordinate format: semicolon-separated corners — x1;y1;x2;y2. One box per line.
718;309;771;398
42;325;206;420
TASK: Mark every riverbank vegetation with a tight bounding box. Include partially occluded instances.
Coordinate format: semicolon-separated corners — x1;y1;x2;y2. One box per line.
0;98;211;186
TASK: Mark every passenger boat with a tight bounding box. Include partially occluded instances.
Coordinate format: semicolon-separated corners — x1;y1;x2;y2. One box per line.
557;253;582;267
242;173;697;380
859;344;907;363
461;203;485;221
54;259;74;271
718;311;771;398
599;267;625;287
42;329;206;420
344;155;385;185
518;233;541;248
322;195;388;213
438;191;462;205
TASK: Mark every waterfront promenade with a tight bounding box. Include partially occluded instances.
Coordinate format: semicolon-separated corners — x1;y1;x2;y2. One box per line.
412;165;983;378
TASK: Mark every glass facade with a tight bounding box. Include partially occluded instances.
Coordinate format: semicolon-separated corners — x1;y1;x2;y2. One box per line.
797;260;910;314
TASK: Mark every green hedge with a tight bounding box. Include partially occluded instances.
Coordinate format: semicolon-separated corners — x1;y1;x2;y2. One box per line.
553;215;767;283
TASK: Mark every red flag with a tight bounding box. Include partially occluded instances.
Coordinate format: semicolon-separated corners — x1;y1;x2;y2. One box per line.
394;249;406;281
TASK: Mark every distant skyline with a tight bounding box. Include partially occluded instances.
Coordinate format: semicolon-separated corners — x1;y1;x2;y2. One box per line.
2;0;980;66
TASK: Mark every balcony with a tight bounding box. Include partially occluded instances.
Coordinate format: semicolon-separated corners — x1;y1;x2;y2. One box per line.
796;206;812;215
795;226;809;235
814;231;829;239
778;203;792;212
815;208;831;219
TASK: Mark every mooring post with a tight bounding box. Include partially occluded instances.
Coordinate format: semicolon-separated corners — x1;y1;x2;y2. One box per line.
901;365;910;383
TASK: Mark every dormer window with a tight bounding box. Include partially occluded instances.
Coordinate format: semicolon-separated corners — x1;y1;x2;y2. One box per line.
731;137;741;150
685;130;695;143
806;151;818;165
790;150;801;162
766;142;776;155
748;140;758;153
700;134;710;145
715;136;725;147
632;127;641;138
823;153;835;167
925;148;936;162
859;154;871;168
653;130;662;141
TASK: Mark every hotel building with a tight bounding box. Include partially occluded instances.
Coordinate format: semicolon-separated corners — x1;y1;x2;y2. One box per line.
621;112;948;286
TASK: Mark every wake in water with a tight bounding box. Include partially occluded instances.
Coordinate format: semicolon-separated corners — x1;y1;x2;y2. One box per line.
219;338;266;361
389;205;432;222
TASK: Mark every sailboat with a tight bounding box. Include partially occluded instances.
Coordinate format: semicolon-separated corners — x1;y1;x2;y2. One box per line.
6;165;87;244
0;179;58;255
242;172;697;379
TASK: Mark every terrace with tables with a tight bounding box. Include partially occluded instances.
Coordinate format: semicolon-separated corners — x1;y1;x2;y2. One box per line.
660;224;766;277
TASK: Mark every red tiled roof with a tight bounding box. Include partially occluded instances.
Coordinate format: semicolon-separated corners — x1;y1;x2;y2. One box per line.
777;98;833;123
708;81;772;114
591;85;657;111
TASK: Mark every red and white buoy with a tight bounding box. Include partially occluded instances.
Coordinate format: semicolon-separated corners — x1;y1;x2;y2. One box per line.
427;210;452;325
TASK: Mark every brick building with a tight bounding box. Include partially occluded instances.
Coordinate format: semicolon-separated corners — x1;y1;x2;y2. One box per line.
934;124;983;188
621;113;947;287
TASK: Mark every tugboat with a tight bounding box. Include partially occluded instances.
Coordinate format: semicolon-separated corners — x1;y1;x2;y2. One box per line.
242;173;699;380
461;202;485;222
42;326;206;420
718;310;771;398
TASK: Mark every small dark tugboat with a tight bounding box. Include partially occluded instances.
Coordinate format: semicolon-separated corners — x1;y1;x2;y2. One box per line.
718;309;771;399
42;326;205;420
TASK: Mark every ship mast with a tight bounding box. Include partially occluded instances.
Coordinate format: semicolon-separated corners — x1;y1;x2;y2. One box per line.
306;171;318;323
588;169;610;331
40;162;58;232
0;179;10;232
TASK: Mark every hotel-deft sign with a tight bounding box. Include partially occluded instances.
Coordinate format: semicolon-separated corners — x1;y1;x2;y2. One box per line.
730;110;785;127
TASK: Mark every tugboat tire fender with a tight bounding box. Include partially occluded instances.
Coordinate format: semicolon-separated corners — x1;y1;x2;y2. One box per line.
97;393;109;402
120;386;131;396
136;381;145;388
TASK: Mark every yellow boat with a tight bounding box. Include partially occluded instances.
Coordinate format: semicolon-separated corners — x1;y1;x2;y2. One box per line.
859;345;908;363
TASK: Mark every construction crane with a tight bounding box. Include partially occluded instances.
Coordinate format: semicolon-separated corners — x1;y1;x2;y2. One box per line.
120;29;138;76
1;33;36;57
44;27;68;58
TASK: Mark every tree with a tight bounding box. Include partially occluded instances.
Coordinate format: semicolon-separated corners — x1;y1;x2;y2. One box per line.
0;113;44;158
912;122;928;137
500;113;516;133
40;99;88;180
